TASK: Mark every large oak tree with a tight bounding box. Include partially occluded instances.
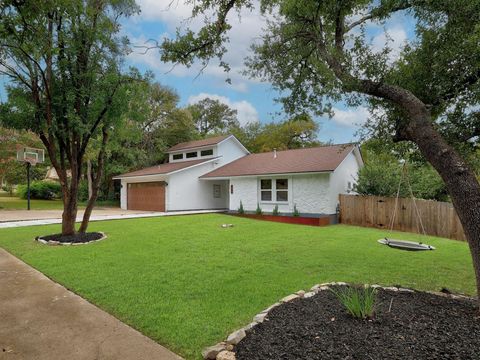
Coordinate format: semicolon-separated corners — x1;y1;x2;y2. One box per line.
160;1;480;302
0;0;140;235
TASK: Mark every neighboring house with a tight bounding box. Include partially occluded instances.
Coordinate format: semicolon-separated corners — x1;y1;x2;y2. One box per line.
114;135;363;221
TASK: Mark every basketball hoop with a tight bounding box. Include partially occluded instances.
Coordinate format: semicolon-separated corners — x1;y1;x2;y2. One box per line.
16;146;45;210
17;146;44;166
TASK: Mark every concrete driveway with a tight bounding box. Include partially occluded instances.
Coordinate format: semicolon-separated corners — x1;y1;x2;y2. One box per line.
0;248;183;360
0;207;150;223
0;208;225;228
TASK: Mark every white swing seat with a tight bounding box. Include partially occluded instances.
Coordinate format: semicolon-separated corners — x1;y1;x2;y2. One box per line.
378;238;435;251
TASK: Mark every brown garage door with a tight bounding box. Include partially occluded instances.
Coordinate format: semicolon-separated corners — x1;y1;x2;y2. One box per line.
127;182;166;211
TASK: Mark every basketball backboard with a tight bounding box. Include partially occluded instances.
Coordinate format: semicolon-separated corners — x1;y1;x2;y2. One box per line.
17;146;45;166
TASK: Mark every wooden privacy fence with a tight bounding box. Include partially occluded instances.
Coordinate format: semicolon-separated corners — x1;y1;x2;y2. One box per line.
339;194;466;241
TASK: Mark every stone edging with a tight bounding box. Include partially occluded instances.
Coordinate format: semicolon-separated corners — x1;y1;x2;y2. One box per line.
36;232;107;246
201;282;474;360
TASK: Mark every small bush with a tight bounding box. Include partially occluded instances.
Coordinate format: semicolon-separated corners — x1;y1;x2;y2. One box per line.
255;203;263;215
331;285;377;319
16;180;62;200
78;180;89;202
238;201;245;214
293;204;300;216
272;204;279;216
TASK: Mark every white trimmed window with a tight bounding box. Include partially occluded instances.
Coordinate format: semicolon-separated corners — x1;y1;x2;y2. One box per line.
260;178;288;203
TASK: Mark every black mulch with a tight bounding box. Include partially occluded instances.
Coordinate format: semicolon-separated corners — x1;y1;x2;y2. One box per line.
38;232;104;244
235;287;480;360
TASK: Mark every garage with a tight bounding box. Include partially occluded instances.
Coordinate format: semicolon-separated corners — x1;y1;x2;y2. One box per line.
127;182;166;211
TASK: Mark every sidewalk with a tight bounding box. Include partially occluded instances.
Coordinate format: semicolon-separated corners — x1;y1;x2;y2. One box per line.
0;248;183;360
0;209;225;228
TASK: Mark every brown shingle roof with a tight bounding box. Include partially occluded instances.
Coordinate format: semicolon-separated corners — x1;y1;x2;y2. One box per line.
113;158;214;179
168;135;230;152
201;144;356;178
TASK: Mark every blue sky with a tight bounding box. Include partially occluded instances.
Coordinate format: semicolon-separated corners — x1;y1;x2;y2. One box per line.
0;1;415;144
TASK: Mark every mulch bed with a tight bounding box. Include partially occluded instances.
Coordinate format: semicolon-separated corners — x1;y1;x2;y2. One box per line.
235;287;480;360
38;232;104;244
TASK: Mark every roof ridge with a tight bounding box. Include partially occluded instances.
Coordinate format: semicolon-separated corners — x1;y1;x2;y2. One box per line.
168;134;231;151
250;143;357;156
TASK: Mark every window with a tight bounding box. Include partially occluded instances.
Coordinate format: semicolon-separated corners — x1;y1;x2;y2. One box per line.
213;184;221;198
260;179;272;201
186;151;198;158
260;178;288;202
201;149;214;157
276;179;288;202
172;153;183;160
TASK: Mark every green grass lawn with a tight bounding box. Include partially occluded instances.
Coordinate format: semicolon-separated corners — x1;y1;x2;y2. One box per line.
0;192;118;210
0;214;474;359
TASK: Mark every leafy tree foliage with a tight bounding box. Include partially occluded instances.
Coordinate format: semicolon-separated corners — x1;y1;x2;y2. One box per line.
187;98;239;135
232;113;320;152
355;153;448;202
0;0;140;235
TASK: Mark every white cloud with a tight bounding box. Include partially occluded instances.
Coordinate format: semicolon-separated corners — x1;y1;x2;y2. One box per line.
331;106;370;127
372;25;408;61
188;93;259;125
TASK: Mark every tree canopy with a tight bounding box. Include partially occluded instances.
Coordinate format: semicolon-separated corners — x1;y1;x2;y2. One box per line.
0;0;141;234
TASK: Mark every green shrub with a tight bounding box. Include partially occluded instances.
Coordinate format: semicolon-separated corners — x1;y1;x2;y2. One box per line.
238;201;245;214
255;203;263;215
293;204;300;216
16;181;61;200
331;285;377;319
78;180;89;202
272;204;279;216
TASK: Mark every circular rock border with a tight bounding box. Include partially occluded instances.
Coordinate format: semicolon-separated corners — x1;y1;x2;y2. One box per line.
201;282;474;360
35;231;107;246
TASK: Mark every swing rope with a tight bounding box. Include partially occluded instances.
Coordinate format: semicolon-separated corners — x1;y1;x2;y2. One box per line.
388;162;427;237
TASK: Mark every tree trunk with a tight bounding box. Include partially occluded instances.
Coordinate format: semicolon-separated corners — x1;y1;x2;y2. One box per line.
61;196;78;235
79;128;109;233
87;159;93;200
400;111;480;301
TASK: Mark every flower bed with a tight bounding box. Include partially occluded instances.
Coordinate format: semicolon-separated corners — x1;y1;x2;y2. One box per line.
36;232;107;245
232;214;332;226
202;283;476;360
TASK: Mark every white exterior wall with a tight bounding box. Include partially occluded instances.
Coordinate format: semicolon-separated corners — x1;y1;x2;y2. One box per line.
328;150;361;212
167;161;228;211
229;173;332;214
229;177;258;212
216;137;249;166
292;173;333;214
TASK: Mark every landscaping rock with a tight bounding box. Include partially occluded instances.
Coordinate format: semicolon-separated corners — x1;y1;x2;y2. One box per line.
216;350;236;360
242;322;257;332
303;291;315;298
253;313;267;323
310;284;321;291
262;302;281;313
281;294;299;303
202;343;227;359
226;329;246;345
383;286;399;292
296;290;305;297
398;288;414;293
